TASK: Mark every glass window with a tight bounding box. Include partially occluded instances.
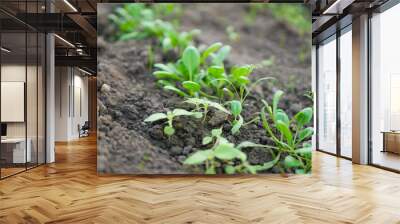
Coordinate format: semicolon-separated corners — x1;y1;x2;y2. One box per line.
1;30;28;177
0;1;46;179
38;32;46;165
318;36;337;154
371;3;400;171
340;28;352;158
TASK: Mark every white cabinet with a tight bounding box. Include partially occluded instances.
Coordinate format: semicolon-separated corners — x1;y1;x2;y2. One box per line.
1;138;32;163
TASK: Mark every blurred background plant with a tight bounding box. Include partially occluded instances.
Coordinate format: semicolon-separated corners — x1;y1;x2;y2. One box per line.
226;25;239;42
245;4;311;63
245;3;310;36
108;3;197;53
266;4;311;36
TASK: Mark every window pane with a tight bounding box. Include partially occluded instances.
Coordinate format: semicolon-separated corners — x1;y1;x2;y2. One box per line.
38;33;45;165
340;29;352;158
1;30;27;177
371;4;400;171
27;30;38;169
318;37;337;154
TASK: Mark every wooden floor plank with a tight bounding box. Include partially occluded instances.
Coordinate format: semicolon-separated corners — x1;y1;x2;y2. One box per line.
0;135;399;223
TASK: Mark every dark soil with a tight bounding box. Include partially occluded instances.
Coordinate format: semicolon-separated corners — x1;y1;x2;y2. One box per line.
97;4;311;174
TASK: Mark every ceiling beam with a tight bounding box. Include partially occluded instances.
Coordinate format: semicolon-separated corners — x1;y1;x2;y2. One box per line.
67;13;97;41
55;55;96;71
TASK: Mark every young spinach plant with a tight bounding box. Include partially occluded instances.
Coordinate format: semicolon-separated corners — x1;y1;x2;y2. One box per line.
110;4;199;53
184;98;230;121
184;128;280;174
183;128;252;174
144;108;202;137
260;90;314;174
153;43;231;98
229;100;243;134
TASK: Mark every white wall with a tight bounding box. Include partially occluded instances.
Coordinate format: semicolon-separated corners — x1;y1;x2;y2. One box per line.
1;63;46;164
55;67;89;141
1;65;26;140
55;66;70;141
1;65;34;138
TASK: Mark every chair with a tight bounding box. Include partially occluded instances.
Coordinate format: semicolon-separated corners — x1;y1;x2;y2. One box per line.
79;121;90;138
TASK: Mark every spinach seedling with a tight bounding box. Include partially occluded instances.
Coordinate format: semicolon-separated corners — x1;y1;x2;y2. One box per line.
110;4;199;53
229;100;243;134
201;127;223;145
226;25;239;42
153;43;231;98
184;130;280;174
153;46;202;97
144;108;202;137
184;98;230;121
260;90;314;174
208;64;273;103
161;28;200;53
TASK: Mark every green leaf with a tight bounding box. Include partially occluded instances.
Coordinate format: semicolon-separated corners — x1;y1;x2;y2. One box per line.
295;146;312;155
192;112;203;119
183;97;203;106
182;46;200;76
261;99;270;110
275;109;290;125
144;113;167;122
254;154;281;171
276;120;293;145
119;31;141;40
184;98;230;114
153;71;180;80
205;166;216;174
162;37;172;51
298;127;314;142
223;88;235;99
182;81;201;93
188;29;201;38
207;66;225;78
237;150;247;162
164;126;175;136
184;149;213;165
224;165;236;174
202;136;213;145
231;115;243;135
156;80;173;88
164;85;187;97
212;45;231;65
273;90;284;114
214;143;240;160
284;155;301;168
208;101;230;114
232;65;254;78
236;76;250;85
172;108;194;116
230;100;242;116
154;63;176;74
294;107;313;126
295;169;306;174
244;164;257;174
201;42;222;62
237;141;267;149
211;128;222;137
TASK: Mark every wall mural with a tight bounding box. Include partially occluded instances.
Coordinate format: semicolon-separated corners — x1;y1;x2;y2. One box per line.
97;3;313;174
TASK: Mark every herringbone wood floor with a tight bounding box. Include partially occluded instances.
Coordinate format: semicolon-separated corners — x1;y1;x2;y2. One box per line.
0;135;400;224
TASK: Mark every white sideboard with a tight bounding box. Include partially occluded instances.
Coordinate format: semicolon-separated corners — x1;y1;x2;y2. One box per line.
1;138;32;163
